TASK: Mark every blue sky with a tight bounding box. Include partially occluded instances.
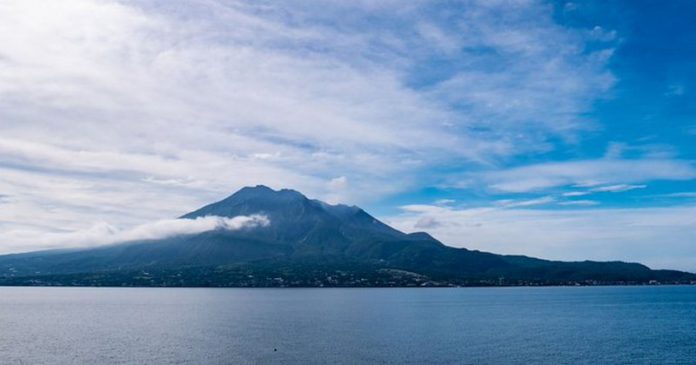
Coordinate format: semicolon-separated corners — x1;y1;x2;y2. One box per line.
0;1;694;269
377;0;696;211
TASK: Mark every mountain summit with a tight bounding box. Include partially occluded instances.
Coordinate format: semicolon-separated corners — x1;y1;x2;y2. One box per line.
0;186;693;287
180;185;410;251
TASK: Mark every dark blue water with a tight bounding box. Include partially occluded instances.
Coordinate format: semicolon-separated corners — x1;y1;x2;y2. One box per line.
1;286;695;364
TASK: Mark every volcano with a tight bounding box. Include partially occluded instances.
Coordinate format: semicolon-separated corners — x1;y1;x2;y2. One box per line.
0;185;692;287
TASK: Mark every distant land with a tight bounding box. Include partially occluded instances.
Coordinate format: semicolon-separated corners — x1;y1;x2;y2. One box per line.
0;185;693;287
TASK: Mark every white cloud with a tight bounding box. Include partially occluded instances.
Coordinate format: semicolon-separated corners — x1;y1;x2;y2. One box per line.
495;196;555;208
0;215;269;254
481;159;695;193
414;216;442;229
327;176;348;191
590;184;646;193
589;26;618;42
558;200;599;206
562;191;590;197
0;0;627;253
604;142;627;159
558;183;651;198
663;192;696;198
387;205;696;272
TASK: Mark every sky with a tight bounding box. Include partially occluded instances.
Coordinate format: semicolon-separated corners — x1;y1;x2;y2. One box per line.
0;0;694;270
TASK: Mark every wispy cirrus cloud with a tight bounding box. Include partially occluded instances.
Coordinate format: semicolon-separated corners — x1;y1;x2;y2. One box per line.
662;192;696;198
494;196;556;208
559;184;647;198
558;200;600;206
590;184;647;193
477;159;695;193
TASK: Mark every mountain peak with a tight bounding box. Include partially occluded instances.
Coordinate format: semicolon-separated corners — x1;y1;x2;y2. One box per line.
235;185;304;198
180;185;412;246
243;184;274;192
181;185;310;219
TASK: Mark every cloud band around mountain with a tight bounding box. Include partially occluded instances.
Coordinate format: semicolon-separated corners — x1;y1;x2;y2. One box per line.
1;215;270;253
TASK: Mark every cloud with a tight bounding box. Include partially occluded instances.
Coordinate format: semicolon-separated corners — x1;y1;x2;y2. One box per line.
558;200;600;206
660;192;696;198
557;183;651;198
562;191;590;197
604;142;627;159
0;0;623;253
387;204;696;272
0;215;269;254
495;196;555;208
327;176;348;190
480;159;695;193
590;184;646;193
414;216;441;229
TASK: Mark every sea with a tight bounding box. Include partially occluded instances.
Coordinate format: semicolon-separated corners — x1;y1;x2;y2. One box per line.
1;286;695;364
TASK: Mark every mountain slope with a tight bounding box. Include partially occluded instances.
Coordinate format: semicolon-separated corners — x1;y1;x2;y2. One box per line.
0;185;692;286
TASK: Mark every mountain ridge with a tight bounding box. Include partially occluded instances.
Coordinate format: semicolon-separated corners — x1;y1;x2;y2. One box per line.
0;185;693;287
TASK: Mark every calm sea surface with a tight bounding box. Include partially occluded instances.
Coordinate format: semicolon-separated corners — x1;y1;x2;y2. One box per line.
1;286;695;364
